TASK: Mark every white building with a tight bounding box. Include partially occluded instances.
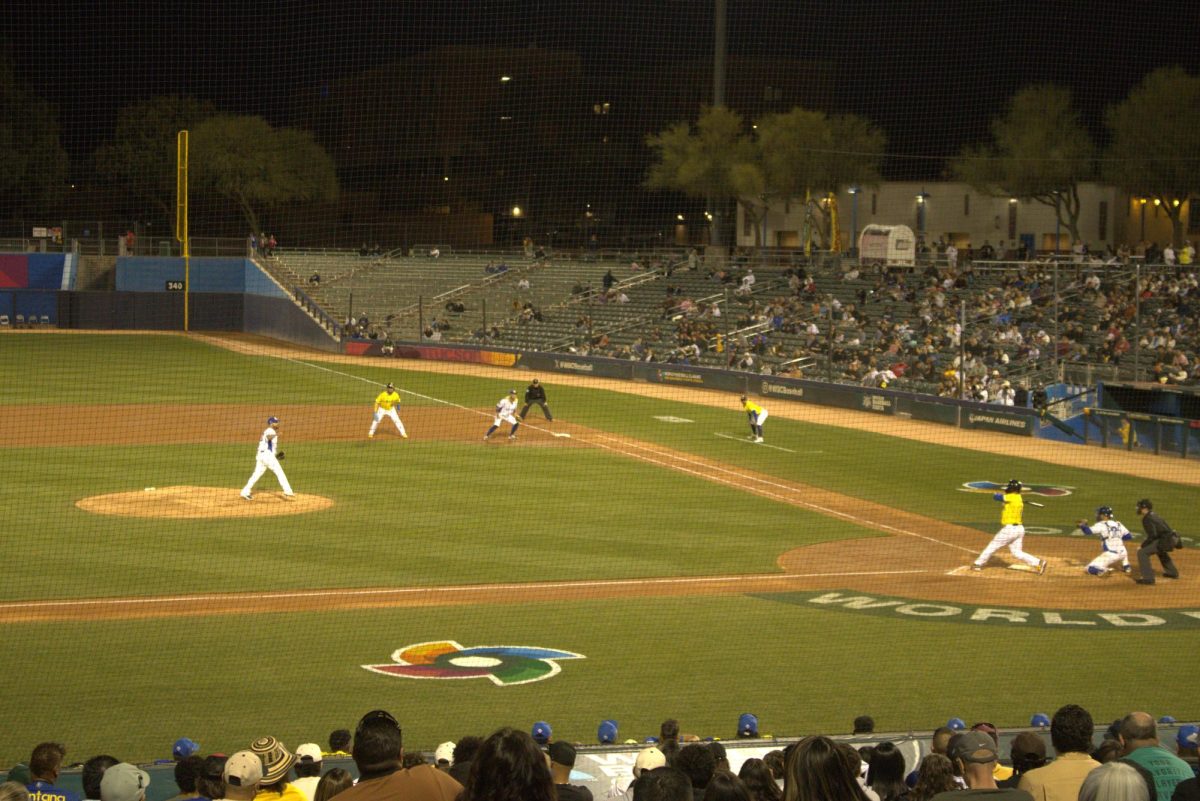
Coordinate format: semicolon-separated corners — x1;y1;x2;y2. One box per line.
735;181;1158;254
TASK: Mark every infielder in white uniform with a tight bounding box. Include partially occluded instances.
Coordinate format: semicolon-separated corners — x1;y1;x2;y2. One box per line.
1077;505;1133;576
368;382;408;439
484;389;522;440
241;416;294;499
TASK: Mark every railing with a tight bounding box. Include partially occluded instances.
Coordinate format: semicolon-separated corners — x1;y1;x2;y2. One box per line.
292;284;342;338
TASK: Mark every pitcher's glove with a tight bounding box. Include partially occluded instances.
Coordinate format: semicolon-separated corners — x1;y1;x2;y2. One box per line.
277;451;285;460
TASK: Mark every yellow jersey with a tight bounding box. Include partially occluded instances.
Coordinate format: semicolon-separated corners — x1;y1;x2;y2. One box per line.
375;390;401;411
743;399;763;416
999;491;1024;526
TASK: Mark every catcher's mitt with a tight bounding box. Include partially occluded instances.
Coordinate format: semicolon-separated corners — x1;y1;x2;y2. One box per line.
277;451;285;460
1076;518;1088;527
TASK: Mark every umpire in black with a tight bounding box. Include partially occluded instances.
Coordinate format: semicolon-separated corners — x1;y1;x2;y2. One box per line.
1133;498;1180;584
519;378;553;422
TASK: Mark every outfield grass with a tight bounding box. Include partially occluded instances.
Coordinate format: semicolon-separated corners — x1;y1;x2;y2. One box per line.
1;334;1196;764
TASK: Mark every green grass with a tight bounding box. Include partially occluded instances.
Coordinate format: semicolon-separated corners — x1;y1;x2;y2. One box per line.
0;333;1196;763
3;595;1187;766
2;443;863;600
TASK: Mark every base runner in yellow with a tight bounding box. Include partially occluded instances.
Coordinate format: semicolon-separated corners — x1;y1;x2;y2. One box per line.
368;382;408;439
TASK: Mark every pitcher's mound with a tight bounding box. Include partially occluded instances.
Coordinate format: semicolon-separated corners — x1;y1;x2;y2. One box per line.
76;486;334;518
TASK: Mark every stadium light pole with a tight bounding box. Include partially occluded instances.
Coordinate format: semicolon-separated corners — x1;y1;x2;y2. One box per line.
709;0;726;248
848;186;860;255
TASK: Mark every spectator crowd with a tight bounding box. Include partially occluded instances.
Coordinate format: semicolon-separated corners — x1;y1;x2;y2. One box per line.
6;706;1197;801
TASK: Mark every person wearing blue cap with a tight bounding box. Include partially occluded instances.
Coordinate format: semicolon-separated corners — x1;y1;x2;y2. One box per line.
241;416;295;500
597;721;618;745
1175;724;1198;769
531;722;552;746
173;739;201;761
485;390;522;441
738;714;759;739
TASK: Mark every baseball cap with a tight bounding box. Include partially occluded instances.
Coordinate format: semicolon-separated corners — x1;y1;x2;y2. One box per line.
250;736;295;785
1009;732;1046;762
531;722;552;745
947;717;966;731
509;389;517;395
1030;713;1051;728
548;741;577;768
223;751;263;788
100;763;150;801
267;416;279;425
738;713;759;738
633;747;667;777
435;742;456;766
173;738;200;760
951;731;998;763
598;720;618;744
1178;725;1199;748
1160;715;1177;724
295;744;322;764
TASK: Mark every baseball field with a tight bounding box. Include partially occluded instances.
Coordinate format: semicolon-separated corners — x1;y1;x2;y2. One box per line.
1;331;1196;765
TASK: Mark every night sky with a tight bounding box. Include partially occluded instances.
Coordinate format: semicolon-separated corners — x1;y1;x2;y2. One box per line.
3;0;1199;216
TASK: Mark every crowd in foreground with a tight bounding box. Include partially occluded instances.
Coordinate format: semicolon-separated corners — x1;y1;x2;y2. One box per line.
5;706;1198;801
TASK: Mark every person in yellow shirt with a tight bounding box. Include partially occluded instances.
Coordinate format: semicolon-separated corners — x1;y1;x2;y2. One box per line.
740;395;768;443
368;382;408;439
971;479;1047;573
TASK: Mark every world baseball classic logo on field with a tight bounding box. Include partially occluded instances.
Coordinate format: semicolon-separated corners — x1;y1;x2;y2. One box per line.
363;640;585;686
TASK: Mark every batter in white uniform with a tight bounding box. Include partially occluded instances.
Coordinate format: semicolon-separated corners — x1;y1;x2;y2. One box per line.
1077;506;1132;576
484;390;522;440
241;416;294;499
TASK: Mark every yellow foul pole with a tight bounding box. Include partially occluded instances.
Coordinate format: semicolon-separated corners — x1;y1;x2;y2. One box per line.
176;131;190;332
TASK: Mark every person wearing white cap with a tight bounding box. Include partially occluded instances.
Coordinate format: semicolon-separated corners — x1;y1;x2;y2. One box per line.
605;747;666;801
100;764;151;801
291;745;323;801
997;381;1015;406
221;751;264;801
434;743;456;770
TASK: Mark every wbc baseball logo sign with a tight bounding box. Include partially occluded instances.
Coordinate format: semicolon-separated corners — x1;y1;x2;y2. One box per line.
363;640;585;686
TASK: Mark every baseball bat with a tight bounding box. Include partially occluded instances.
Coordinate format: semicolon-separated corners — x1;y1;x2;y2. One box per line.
1027;501;1045;508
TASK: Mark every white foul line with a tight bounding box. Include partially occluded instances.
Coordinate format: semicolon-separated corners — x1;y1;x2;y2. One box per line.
714;432;800;453
0;569;932;613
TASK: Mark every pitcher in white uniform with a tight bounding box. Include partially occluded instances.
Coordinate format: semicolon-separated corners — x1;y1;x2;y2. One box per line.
241;416;294;500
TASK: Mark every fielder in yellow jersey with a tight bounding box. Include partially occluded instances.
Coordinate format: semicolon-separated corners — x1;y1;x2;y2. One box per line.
368;382;408;439
972;479;1046;573
741;395;768;443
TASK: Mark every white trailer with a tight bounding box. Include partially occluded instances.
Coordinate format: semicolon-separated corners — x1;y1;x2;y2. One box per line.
858;224;916;267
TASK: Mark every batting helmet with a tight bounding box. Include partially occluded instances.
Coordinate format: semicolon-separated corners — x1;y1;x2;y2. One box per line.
1136;498;1153;512
1005;479;1022;494
1097;506;1114;518
267;416;280;425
